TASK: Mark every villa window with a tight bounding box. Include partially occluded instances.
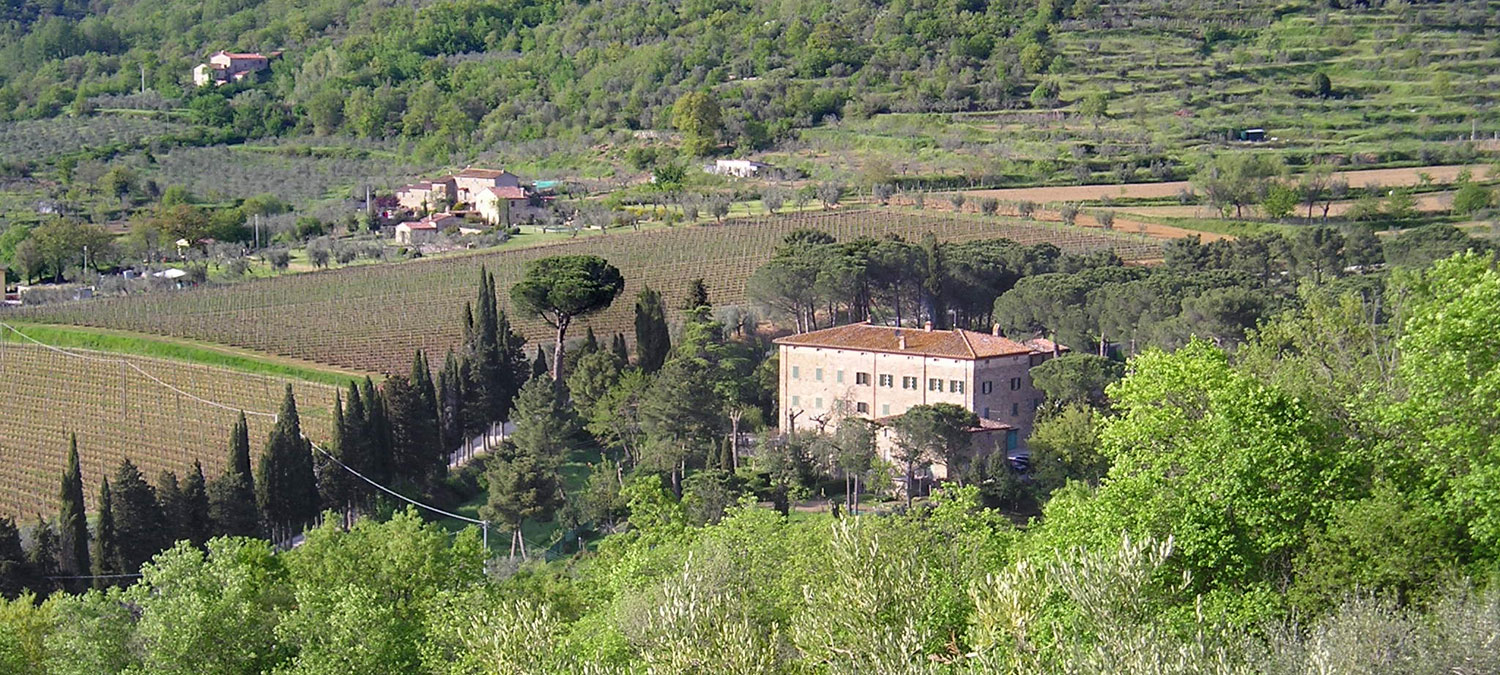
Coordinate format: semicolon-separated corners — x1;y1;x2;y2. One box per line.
856;372;871;385
856;402;869;414
950;380;964;394
879;374;893;387
928;378;943;392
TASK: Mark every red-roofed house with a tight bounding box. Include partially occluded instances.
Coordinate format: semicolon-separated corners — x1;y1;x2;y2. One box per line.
474;185;529;226
395;213;462;245
773;321;1065;442
451;167;521;204
193;50;278;87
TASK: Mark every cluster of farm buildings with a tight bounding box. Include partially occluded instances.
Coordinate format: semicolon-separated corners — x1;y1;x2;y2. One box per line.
389;168;544;245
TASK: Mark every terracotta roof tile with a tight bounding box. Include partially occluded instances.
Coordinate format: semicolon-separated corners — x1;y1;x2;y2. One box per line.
774;323;1044;359
456;168;510;179
484;185;527;199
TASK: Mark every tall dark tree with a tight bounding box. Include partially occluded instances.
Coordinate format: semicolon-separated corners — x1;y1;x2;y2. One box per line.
481;378;573;558
387;351;444;490
56;434;90;587
91;479;117;587
437;349;467;451
209;413;261;538
111;458;165;574
317;391;353;511
921;232;946;328
360;376;393;486
26;516;58;595
179;461;212;548
155;470;185;546
611;332;630;364
0;517;30;598
464;268;529;430
582;326;600;354
532;347;549;379
685;277;711;311
634;285;671;374
510;254;626;381
255;386;320;534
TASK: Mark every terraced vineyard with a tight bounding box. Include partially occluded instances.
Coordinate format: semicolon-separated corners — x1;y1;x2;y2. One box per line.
0;338;339;519
20;210;1160;374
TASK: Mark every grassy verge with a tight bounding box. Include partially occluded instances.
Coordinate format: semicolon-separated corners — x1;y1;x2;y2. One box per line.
435;449;602;555
0;321;368;387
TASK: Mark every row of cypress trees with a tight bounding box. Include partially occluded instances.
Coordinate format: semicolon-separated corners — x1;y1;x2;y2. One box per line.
2;265;616;597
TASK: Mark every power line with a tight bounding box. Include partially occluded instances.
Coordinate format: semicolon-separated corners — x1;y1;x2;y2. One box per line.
0;322;276;418
3;322;510;549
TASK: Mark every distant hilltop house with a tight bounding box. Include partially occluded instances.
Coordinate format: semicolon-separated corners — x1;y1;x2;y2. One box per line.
774;321;1066;495
707;159;773;178
394;167;533;226
193;50;279;87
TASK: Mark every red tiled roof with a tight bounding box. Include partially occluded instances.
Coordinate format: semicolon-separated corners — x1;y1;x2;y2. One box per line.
774;323;1047;359
483;186;526;199
404;213;460;229
456;168;510;179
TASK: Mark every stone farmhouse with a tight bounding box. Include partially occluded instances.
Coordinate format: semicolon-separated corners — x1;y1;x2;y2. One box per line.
192;50;277;87
394;168;532;226
774;322;1064;489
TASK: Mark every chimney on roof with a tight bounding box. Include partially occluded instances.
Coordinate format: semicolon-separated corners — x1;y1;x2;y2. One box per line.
895;330;906;350
991;323;1001;336
923;320;933;332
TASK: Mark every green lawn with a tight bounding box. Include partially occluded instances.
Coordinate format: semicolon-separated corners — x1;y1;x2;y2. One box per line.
0;321;368;386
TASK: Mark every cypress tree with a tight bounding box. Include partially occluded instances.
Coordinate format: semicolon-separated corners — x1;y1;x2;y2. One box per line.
57;434;90;587
26;516;58;595
611;332;630;364
111;458;165;574
362;376;393;485
531;346;549;379
685;277;711;311
180;461;211;548
634;285;670;373
388;350;443;489
91;478;117;587
582;326;600;354
256;386;320;534
438;349;467;450
0;516;29;599
155;470;184;546
494;308;529;420
317;391;351;511
230;411;252;477
209;413;260;538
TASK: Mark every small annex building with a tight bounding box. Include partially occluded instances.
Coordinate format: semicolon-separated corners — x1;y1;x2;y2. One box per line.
395;213;462;245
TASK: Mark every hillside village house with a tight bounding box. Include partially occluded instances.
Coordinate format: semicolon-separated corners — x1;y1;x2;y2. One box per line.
395;168;525;213
192;50;277;87
474;185;529;226
775;322;1064;489
395;177;456;212
451;168;521;203
395;213;462;245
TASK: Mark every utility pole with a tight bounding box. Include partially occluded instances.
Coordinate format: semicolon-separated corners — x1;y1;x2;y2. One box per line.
139;65;146;94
